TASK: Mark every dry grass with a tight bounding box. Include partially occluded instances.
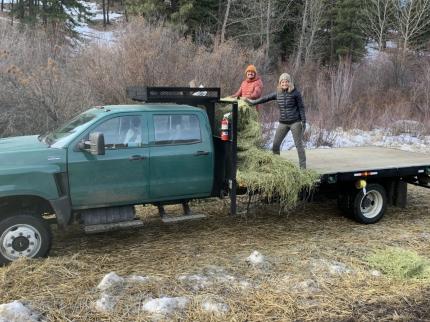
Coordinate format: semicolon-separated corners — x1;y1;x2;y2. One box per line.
1;186;430;321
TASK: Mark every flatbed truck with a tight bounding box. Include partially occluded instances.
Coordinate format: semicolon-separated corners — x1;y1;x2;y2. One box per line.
0;87;429;264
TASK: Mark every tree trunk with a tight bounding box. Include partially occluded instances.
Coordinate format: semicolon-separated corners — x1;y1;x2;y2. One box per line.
215;0;223;44
11;0;14;25
265;0;271;64
42;0;47;25
220;0;232;43
102;0;106;28
107;0;110;24
294;0;309;73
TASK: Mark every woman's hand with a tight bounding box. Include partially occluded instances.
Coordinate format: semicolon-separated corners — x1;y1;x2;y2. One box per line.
243;98;255;105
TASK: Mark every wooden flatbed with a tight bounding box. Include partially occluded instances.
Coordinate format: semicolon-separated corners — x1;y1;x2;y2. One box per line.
281;146;430;224
281;146;430;175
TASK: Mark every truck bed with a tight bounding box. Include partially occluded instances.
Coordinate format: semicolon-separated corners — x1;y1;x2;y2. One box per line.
281;147;430;175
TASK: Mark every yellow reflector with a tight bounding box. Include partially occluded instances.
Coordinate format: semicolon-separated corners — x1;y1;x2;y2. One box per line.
355;180;367;189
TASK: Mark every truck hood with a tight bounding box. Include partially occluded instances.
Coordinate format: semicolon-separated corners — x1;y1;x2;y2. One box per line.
0;135;47;152
0;135;66;171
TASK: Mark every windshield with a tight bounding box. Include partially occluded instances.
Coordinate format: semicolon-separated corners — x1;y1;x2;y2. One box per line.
40;112;98;145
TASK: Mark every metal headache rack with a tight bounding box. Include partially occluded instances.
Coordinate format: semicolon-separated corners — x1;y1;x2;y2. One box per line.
126;86;239;216
126;86;221;104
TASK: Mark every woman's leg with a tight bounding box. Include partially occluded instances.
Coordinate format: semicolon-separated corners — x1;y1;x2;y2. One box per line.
291;122;306;169
272;123;290;155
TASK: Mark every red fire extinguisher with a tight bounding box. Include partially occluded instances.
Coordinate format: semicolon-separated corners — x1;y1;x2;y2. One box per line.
221;117;229;141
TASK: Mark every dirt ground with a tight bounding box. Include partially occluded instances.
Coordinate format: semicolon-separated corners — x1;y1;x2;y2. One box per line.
1;185;430;321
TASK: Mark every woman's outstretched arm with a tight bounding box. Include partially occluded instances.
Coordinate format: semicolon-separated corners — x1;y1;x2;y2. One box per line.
246;92;276;105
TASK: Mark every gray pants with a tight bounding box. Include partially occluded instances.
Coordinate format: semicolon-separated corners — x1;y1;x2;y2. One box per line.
272;121;306;169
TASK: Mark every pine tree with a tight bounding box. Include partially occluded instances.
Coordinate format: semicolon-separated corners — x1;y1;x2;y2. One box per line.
333;0;366;61
10;0;90;34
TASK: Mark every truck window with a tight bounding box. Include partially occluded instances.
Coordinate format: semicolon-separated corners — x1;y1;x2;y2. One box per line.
153;114;201;145
41;112;97;145
89;115;144;148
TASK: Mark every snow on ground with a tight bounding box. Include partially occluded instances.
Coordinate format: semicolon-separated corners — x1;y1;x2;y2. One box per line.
97;271;124;291
272;124;430;154
94;272;153;312
0;301;43;322
94;293;117;312
311;259;353;276
178;265;252;291
142;297;189;316
201;299;229;316
65;0;122;42
246;250;265;266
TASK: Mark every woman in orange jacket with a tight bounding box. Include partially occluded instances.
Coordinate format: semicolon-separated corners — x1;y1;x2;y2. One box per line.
232;65;264;104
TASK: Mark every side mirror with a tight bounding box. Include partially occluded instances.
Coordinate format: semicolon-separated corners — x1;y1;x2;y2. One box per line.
77;140;88;151
89;132;105;155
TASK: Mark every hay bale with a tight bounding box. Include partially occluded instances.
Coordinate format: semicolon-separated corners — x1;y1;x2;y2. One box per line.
221;98;318;209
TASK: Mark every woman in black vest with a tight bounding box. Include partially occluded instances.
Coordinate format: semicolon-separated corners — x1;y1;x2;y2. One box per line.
246;73;306;169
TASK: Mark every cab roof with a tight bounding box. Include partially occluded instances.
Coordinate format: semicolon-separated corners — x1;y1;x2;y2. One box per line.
89;104;202;114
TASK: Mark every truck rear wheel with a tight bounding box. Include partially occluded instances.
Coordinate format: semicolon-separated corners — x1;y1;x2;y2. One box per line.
0;214;52;265
352;183;387;224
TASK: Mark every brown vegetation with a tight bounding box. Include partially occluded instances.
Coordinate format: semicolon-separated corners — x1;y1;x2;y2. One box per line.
0;19;429;139
1;186;430;321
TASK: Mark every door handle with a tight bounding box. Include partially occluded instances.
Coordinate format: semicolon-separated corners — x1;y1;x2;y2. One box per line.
129;155;146;161
194;151;209;156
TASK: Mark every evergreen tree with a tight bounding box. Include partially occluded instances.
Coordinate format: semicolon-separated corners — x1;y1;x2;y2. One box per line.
10;0;90;34
319;0;337;65
333;0;366;61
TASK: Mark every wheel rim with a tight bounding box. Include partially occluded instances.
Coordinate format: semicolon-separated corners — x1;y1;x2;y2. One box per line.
0;224;42;261
360;190;383;219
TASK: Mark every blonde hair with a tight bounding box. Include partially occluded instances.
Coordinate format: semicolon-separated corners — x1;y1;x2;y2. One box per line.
277;73;295;93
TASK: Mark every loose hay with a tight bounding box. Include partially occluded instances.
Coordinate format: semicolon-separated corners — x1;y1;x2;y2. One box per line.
1;187;430;321
222;97;318;210
367;247;430;280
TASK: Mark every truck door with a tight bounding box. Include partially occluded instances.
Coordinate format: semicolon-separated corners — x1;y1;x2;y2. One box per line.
68;114;149;208
149;112;214;200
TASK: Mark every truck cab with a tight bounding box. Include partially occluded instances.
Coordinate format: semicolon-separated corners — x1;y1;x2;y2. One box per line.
0;87;239;264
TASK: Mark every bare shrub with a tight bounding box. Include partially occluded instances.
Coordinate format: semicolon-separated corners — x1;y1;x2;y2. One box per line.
0;23;96;137
312;60;355;129
411;60;430;127
79;19;267;105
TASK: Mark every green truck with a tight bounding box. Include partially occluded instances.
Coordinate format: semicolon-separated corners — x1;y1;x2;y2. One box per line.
1;87;429;265
0;87;241;265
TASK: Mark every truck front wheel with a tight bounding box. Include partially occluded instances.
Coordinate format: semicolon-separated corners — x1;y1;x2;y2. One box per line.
352;183;387;224
0;214;52;265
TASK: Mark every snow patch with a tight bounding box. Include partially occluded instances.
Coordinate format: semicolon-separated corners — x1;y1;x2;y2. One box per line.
94;293;117;312
420;232;430;240
201;299;229;316
94;272;154;312
142;297;189;316
328;261;352;275
126;275;151;283
97;272;124;291
178;274;211;291
312;259;352;275
293;279;320;293
178;266;252;291
246;250;265;266
271;125;430;154
0;301;43;322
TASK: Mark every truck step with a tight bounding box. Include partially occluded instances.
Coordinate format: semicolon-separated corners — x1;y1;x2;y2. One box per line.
161;214;206;223
81;206;135;226
84;219;144;234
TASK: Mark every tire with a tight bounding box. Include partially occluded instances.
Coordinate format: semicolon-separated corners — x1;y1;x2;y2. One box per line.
0;214;52;265
352;183;387;224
